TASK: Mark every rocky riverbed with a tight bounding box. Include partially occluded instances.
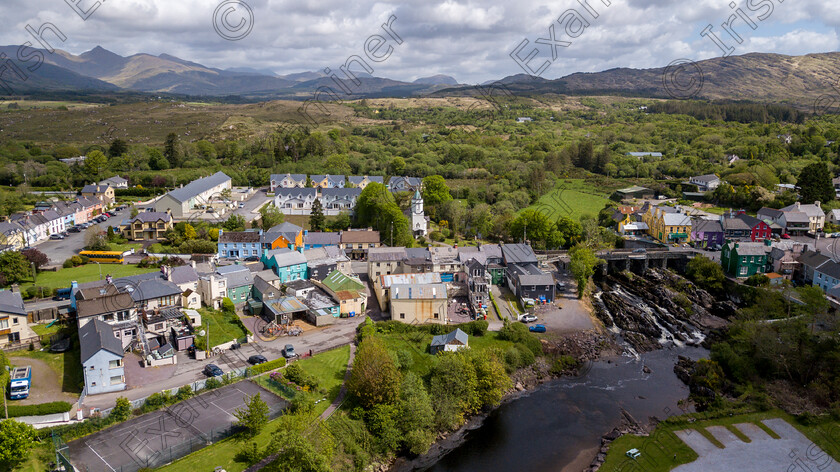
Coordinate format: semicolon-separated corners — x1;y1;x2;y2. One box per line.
592;268;735;353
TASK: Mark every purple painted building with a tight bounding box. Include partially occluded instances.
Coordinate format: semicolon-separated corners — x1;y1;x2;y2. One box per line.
690;218;724;248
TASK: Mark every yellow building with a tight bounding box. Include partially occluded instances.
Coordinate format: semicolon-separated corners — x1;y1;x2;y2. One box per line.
82;184;115;206
650;209;692;243
121;211;173;241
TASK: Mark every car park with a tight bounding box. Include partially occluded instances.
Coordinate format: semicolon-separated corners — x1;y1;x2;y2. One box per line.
529;324;547;333
282;344;297;358
248;355;268;365
203;364;224;377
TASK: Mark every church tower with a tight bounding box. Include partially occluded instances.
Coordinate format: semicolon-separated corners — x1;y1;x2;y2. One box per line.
411;190;427;237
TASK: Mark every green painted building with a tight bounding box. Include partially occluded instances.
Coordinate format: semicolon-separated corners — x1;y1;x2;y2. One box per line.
720;240;769;278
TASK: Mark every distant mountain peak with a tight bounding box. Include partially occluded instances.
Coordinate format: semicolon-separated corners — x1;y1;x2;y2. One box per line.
414;74;458;85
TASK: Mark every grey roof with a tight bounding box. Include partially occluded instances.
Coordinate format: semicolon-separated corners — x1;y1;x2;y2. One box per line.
348;175;384;185
625;152;663;157
798;250;831;268
129;212;171;224
169;265;199;285
274;188;317;199
388;176;422;189
431;328;469;348
0;221;22;236
781;202;825;218
783;211;810;223
381;272;442;287
311;174;345;186
509;263;554;286
219;230;261;243
304;232;341;246
167;172;230;203
253;275;282;298
726;241;768;256
79;319;123;363
758;207;783;220
218;265;254;289
265;247;308;267
368;247;408;262
501;244;538;265
320;187;361;200
0;290;25;316
271;173;306;183
266;222;303;240
304;245;348;266
254;269;280;284
662;212;692;226
721;216;751;231
285;279;316;291
391;283;447;299
430;246;459;263
690;174;720;183
81;184;111;194
692;219;723;233
124;277;182;302
340;229;380;244
100;176;128;185
816;261;840;280
404;247;432;265
303;287;338;310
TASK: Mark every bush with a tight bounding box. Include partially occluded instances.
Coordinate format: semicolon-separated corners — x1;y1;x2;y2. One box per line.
248;357;286;376
7;401;73;418
175;386;194;401
111;397;132;422
222;297;236;314
429;231;445;242
455;320;488;336
549;355;580;375
204;377;221;390
283;363;319;390
498;321;543;356
62;259;74;268
141;391;174;413
69;255;83;267
289;394;314;414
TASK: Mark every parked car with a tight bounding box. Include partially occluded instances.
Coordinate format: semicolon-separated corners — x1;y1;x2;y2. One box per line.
632;248;646;254
203;364;224;377
529;324;547;333
244;256;260;262
282;344;297;358
556;282;566;291
519;314;538;323
781;233;791;239
68;226;81;233
248;355;268;365
238;203;245;208
49;234;64;240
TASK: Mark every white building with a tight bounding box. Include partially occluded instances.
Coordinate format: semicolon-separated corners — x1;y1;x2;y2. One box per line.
410;191;428;237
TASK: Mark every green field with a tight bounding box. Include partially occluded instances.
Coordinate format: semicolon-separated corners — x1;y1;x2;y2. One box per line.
159;346;351;472
527;179;613;221
24;264;157;292
599;410;840;472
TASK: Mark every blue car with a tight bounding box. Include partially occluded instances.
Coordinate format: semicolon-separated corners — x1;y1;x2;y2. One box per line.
203;364;224;377
529;324;546;333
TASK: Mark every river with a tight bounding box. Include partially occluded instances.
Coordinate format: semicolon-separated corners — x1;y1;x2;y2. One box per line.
392;346;709;472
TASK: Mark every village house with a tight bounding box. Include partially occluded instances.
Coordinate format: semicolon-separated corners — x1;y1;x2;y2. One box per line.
270;173;306;192
304;245;351;281
0;290;35;346
80;319;126;395
339;229;381;260
390;283;448;324
687;174;721;192
388;176;422;192
274;188;317;215
721;241;769;278
81;184;115;206
373;272;442;311
218;229;263;259
120;211;173;241
721;212;772;242
796;250;831;285
261;247;308;283
315;270;367;316
99;176;129;189
262;222;304;252
347;175;384;189
310;174;345;189
778;202;825;234
321;188;362;215
430;328;469;355
303;231;341;250
216;265;254;304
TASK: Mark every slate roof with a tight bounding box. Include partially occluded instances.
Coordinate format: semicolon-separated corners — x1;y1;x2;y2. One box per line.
320;187;361;201
119;276;182;302
76;292;134;319
508;263;554;286
253;276;282;299
129;212;171;224
271;173;306;184
169;265;199;286
304;246;349;266
726;241;768;256
347;175;384;186
662;212;692;226
264;247;307;267
304;232;340;246
254;269;280;284
692;219;723;233
0;290;26;316
431;328;468;348
368;247;407;262
81;184;111;194
798;250;831;269
690;174;720;183
218;266;254;289
758;207;783;220
265;222;303;241
79;319;123;363
816;261;840;280
311;174;345;187
501;243;538;265
781;202;825;218
388;176;422;189
100;176;128;186
274;188;317;200
0;221;22;236
783;211;810;223
391;283;447;300
219;230;261;243
167;172;230;203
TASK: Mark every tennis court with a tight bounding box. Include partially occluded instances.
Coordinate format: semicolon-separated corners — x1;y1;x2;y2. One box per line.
68;381;287;472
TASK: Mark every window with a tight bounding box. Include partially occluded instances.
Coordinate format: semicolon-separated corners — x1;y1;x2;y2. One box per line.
110;375;124;385
740;266;748;276
0;319;9;329
400;313;405;319
109;359;122;369
433;313;439;319
12;317;18;325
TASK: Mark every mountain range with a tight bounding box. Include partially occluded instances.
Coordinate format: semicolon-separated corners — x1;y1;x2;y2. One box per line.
1;45;839;107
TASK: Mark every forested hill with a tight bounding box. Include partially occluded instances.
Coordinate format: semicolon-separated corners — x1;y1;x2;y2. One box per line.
471;52;840;110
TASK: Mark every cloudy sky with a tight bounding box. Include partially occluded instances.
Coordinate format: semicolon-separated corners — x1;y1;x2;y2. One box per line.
1;0;838;83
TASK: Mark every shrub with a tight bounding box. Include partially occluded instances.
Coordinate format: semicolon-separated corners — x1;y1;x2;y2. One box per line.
429;231;444;242
79;255;90;264
222;297;236;314
283;363;318;390
62;259;74;268
7;401;73;418
549;355;580;375
141;391;175;412
175;386;194;401
204;377;221;390
111;397;132;422
69;255;83;267
289;394;314;413
248;357;286;376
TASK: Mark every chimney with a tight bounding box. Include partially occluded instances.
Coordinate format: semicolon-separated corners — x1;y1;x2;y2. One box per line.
795;202;801;209
191;260;196;269
815;201;821;208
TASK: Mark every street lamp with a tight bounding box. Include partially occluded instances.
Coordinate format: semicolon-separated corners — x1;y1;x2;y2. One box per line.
94;261;102;280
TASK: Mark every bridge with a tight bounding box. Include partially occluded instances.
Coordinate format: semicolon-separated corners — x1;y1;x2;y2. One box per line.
537;248;697;275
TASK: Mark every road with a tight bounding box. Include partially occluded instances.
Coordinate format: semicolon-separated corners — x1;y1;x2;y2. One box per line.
34;207;131;265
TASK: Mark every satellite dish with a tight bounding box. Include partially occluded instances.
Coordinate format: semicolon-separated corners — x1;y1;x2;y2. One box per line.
199;330;206;337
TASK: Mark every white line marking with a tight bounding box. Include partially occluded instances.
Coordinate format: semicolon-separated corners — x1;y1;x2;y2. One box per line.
87;443;116;472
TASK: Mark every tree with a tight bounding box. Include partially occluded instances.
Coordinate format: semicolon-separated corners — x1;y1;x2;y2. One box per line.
390;156;406;175
223;214;246;232
348;336;401;409
0;252;30;285
184;224;197;240
569;245;601;298
797;162;834;203
164;132;181;167
148;148;169;170
21;248;48;271
309;198;325;232
234;392;270;438
259;204;285;231
421;175;452;206
355;183;412;247
326;212;351;232
440;200;466;235
111;396;132;422
396;372;435;454
0;419;36;468
108;139;128;157
85;226;110;251
685;256;725;293
429;351;478;430
471;350;512;409
84;150;108;177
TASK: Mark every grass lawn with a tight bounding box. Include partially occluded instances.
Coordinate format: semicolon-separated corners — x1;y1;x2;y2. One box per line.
158;346;351;472
30;321;62;338
108;242;143;253
599;410;840;472
23;264;157;292
194;308;249;349
12;441;54;472
10;343;83;394
527;179;612;221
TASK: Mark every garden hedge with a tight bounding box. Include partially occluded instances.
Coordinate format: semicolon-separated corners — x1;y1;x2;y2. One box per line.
249;357;287;376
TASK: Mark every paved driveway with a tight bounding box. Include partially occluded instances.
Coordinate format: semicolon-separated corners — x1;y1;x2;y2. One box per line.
10;357;79;406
